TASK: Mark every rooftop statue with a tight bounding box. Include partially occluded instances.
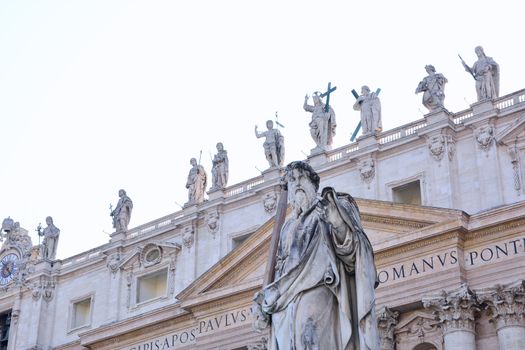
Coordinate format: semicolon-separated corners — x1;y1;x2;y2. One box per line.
210;142;229;191
253;161;379;349
353;85;382;136
110;189;133;232
186;157;207;205
415;65;448;112
37;216;60;261
255;120;285;169
460;46;500;101
303;92;336;152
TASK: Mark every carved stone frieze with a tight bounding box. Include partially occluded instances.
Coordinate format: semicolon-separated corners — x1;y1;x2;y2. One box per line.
427;134;455;162
423;283;480;334
359;159;375;184
475;124;495;152
263;192;277;214
394;311;440;348
377;306;399;350
477;280;525;329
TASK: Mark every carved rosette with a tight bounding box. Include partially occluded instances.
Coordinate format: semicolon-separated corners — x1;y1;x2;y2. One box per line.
205;210;220;237
423;283;480;334
377;306;399;350
427;134;455;162
477;280;525;330
359;159;375;184
263;192;277;214
475;125;495;152
182;226;194;249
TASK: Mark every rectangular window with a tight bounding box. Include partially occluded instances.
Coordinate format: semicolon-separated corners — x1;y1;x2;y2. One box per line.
0;310;11;350
136;268;168;304
392;180;422;205
71;298;92;330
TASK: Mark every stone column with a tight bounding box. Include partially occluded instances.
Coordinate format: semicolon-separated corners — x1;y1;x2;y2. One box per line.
377;306;399;350
423;284;480;350
477;280;525;350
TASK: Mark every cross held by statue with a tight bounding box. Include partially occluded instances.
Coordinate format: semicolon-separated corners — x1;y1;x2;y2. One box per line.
321;82;337;112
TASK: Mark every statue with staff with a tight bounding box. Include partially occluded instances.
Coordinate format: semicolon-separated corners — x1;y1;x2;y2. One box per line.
253;160;380;349
255;120;285;169
459;46;500;101
110;189;133;232
185;155;207;205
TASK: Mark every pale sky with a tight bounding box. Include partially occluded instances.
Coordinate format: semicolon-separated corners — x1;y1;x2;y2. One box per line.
1;1;524;259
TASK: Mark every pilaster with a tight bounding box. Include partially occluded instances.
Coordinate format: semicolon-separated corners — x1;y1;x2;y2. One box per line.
377;306;399;350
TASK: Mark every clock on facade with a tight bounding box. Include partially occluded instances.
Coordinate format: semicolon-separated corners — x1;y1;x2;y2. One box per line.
0;253;19;285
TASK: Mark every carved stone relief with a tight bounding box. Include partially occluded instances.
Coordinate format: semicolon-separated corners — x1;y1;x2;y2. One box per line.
263;192;277;214
359;159;375;185
427;134;455;162
31;276;56;302
205;210;220;237
394;311;441;349
248;337;268;350
140;244;163;267
475;124;495;152
508;146;522;192
182;226;194;249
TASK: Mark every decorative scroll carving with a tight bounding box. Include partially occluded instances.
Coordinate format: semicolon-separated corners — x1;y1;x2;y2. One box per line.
423;283;480;334
248;337;268;350
477;280;525;329
31;276;57;302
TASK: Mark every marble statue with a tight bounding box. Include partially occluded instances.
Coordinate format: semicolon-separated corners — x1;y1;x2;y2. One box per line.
415;65;448;112
110;189;133;232
39;216;60;260
303;92;336;151
462;46;500;101
255;120;285;168
253;161;379;349
353;86;382;137
211;142;229;190
186;158;207;205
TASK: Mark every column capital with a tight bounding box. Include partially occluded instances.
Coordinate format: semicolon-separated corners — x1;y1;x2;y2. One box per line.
377;306;399;350
423;283;480;334
477;280;525;329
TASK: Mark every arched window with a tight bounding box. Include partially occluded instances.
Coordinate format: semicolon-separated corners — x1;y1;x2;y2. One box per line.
413;343;437;350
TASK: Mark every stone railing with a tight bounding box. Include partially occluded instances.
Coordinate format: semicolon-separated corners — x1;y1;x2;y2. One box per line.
379;119;427;145
495;89;525;110
326;143;360;163
225;176;265;197
453;109;474;124
126;212;183;239
61;247;104;268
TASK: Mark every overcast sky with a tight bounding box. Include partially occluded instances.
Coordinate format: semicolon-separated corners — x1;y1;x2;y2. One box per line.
1;0;524;259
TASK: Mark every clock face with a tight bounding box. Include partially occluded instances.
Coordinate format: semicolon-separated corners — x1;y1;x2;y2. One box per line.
0;253;19;285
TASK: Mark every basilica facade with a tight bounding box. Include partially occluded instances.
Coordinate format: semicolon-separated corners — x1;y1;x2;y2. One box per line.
1;88;525;349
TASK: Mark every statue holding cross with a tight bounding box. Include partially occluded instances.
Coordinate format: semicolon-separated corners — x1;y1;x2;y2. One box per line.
352;86;382;138
303;82;337;153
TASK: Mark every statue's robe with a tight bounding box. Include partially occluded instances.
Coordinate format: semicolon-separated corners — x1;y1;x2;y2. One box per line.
261;187;379;350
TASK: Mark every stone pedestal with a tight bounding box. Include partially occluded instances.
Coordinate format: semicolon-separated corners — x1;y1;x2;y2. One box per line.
356;134;378;149
207;189;225;201
471;99;495;115
478;280;525;350
307;152;328;169
423;284;480;350
110;231;126;243
261;167;282;182
424;108;453;126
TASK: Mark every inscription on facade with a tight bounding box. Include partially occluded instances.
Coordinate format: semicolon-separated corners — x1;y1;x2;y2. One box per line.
377;237;525;285
125;307;252;350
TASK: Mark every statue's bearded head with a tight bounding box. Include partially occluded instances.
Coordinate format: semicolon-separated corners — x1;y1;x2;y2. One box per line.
283;161;320;216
